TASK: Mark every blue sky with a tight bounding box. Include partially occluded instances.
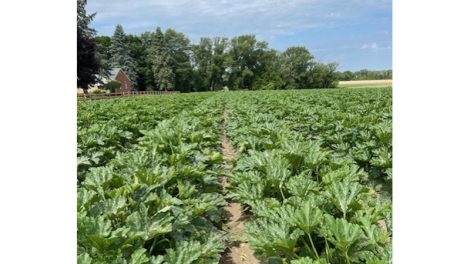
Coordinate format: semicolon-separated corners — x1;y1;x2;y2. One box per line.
87;0;391;71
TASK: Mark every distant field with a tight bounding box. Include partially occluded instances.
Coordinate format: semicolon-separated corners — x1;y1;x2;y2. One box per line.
338;79;392;88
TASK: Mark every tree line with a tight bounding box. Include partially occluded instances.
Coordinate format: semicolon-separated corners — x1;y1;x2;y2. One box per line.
78;0;340;93
336;69;392;81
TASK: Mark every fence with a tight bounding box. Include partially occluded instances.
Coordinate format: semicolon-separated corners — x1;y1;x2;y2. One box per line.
77;90;180;100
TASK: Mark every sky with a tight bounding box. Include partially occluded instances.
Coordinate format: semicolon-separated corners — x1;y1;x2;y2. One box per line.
87;0;392;71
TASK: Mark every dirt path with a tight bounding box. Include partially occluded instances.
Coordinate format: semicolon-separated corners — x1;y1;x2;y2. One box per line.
219;108;260;264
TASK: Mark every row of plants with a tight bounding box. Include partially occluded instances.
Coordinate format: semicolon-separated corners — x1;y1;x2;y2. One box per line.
279;89;392;190
78;94;230;263
77;93;214;180
77;88;392;263
224;88;392;263
227;89;392;193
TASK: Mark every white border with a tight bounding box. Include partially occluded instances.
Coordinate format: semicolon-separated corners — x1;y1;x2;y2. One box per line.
394;0;470;262
1;0;470;263
0;0;76;263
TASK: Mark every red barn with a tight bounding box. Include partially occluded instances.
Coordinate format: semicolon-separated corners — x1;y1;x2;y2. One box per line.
109;68;133;94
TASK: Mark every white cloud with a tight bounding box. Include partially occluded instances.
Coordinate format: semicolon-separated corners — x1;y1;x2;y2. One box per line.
326;12;342;18
361;42;379;50
359;42;393;52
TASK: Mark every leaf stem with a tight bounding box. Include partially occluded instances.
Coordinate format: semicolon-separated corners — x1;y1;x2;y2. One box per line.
149;238;158;254
345;251;351;264
307;233;320;260
279;184;286;200
301;236;315;258
283;249;297;260
324;238;331;263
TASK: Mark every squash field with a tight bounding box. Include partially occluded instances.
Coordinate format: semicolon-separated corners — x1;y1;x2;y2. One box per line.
77;88;392;264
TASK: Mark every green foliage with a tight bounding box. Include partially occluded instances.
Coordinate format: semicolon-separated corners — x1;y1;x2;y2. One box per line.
109;25;138;86
326;180;365;218
164;28;193;91
78;89;392;263
192;37;214;90
225;88;392;263
150;27;175;91
291;257;328;264
293;199;323;234
309;63;339;88
280;46;314;88
95;36;112;77
104;80;121;92
227;35;269;89
90;89;107;95
77;93;214;178
77;0;100;89
321;215;365;262
336;69;392;81
127;33;156;91
78;94;226;263
94;27;340;91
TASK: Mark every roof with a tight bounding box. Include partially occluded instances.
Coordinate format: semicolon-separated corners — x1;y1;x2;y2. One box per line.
109;68;121;80
95;68;124;85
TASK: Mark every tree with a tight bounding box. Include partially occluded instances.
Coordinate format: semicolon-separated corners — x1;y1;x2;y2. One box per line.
228;35;270;89
252;49;283;90
192;37;213;91
92;25;345;92
164;29;193;92
128;33;154;91
343;70;354;81
280;46;314;89
150;27;174;91
95;36;112;77
336;69;392;81
109;25;137;87
104;80;121;92
308;63;339;88
211;37;230;90
77;0;100;95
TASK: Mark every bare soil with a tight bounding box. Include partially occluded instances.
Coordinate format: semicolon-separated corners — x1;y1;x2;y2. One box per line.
219;108;260;264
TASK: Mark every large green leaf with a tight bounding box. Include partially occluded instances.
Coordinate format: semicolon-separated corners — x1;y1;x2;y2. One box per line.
327;180;364;218
127;204;173;241
293;198;323;234
321;215;364;254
